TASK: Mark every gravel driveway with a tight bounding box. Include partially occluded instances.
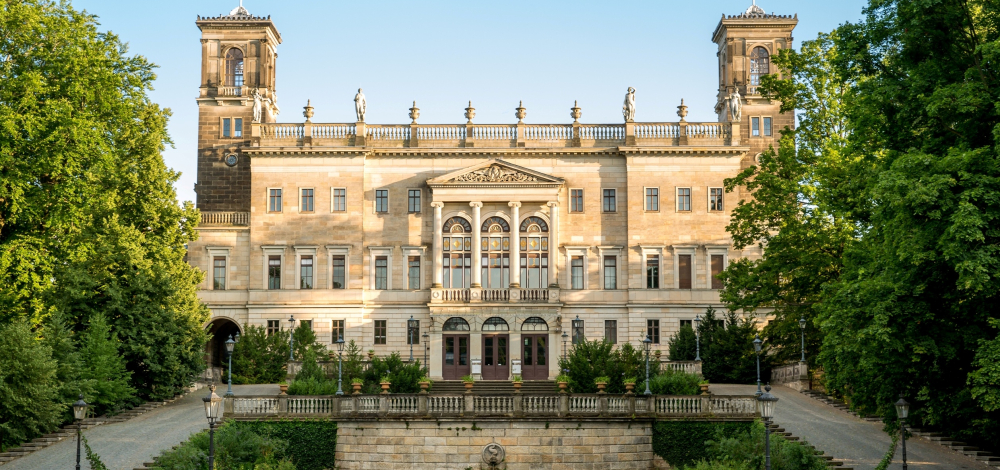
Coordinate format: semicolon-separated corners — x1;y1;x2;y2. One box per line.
3;384;279;470
710;384;980;470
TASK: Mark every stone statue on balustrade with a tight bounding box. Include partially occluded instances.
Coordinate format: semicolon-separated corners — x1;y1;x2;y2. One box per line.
251;88;263;122
729;88;742;122
622;87;636;122
354;88;367;122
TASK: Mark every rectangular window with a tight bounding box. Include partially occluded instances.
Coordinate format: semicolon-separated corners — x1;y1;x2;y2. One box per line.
710;188;724;212
408;256;420;290
677;188;691;212
266;320;280;337
234;118;243;138
680;319;693;329
375;256;388;290
222;118;231;137
647;319;661;344
645;188;659;211
678;254;692;290
300;256;314;289
300;319;313;331
604;320;618;344
375;189;388;213
571;256;584;290
407;319;420;345
213;257;226;290
711;254;725;289
570;189;584;213
331;255;346;289
602;189;616;212
763;117;772;136
300;188;314;212
332;320;345;343
646;255;659;289
332;188;346;212
374;320;386;345
752;117;761;137
267;256;281;290
572;318;585;345
407;189;421;213
603;256;617;290
268;189;282;212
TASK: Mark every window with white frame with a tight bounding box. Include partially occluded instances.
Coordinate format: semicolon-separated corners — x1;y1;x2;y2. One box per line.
402;246;425;291
677;188;692;212
571;256;584;289
604;320;617;344
565;247;589;290
268;188;282;212
375;256;388;290
645;187;659;211
206;247;230;291
332;320;345;342
646;254;660;289
603;256;617;289
673;245;697;290
752;117;761;137
368;247;393;290
300;188;314;212
326;245;350;289
709;188;724;212
763;117;773;136
300;256;314;289
261;246;286;290
707;246;729;290
331;188;346;212
570;189;584;213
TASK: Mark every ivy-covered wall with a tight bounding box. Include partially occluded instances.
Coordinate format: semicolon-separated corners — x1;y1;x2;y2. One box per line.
652;420;754;468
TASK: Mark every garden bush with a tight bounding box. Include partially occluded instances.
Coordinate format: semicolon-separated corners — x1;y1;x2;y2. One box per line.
669;324;699;361
153;422;295;470
230;324;290;384
360;353;423;394
558;339;645;393
653;420;753;468
643;368;702;395
701;420;828;470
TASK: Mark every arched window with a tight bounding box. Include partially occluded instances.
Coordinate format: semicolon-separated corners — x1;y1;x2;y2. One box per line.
225;48;244;89
443;217;472;234
443;317;470;331
481;216;510;233
482;317;509;331
749;47;770;87
519;216;549;233
521;317;549;331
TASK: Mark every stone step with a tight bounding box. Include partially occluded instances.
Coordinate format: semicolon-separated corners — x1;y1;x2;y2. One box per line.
977;455;1000;462
951;445;977;451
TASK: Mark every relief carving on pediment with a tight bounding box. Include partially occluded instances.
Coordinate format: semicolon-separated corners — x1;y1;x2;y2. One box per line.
454;164;537;183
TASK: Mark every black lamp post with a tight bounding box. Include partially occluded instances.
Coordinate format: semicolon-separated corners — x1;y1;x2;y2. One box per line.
287;315;295;361
335;337;345;396
422;331;430;373
224;335;236;397
799;316;807;364
408;315;418;362
758;384;779;470
693;314;702;362
561;330;568;360
642;335;653;395
895;396;910;470
203;385;223;470
753;334;763;397
72;394;88;470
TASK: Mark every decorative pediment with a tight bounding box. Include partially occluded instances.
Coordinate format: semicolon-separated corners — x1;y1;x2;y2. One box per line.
427;159;564;186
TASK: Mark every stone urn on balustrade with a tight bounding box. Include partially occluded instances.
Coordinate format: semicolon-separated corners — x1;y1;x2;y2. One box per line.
595;377;609;394
351;380;362;395
278;383;288;395
625;382;636;395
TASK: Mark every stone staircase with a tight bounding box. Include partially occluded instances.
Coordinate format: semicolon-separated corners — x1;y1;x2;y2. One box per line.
429;380;558;395
766;423;853;470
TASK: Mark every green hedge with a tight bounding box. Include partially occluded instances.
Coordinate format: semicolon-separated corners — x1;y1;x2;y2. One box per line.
652;420;753;468
230;420;337;470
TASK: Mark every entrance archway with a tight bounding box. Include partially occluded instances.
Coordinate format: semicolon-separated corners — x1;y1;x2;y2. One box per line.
205;317;242;370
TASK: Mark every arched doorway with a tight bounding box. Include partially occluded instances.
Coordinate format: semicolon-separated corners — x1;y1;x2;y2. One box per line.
520;317;549;380
481;317;510;380
205;318;242;379
441;317;470;380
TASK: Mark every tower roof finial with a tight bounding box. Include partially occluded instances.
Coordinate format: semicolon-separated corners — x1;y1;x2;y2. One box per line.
229;0;250;16
745;0;764;15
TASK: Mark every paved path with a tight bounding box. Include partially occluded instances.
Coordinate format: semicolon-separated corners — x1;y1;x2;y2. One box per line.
3;384;278;470
711;384;980;470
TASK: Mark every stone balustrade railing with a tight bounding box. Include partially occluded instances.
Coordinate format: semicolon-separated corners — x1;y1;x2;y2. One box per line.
225;393;758;419
431;287;559;304
770;362;811;391
250;120;743;148
659;360;703;376
200;211;250;226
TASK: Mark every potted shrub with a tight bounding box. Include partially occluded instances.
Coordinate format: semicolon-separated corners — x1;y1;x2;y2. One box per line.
654;349;662;360
367;349;375;360
379;375;392;394
461;375;475;391
594;376;610;394
556;374;570;392
699;380;710;396
624;377;637;394
419;376;432;393
350;377;363;395
511;375;523;391
278;381;289;395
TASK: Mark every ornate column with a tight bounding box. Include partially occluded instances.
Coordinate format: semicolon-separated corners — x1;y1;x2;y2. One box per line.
470;202;483;288
431;202;444;287
547;201;559;287
509;202;521;288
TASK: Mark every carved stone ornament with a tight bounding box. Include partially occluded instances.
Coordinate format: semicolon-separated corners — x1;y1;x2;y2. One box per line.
302;99;314;122
515;101;527;122
570;100;582;122
409;101;420;123
622;87;636;122
224;153;239;167
482;443;505;468
677;98;688;122
465;101;476;123
455;164;537;183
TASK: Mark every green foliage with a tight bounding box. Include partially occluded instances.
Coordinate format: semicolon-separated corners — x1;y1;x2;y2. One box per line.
702;421;827;470
697;309;769;385
360;353;423;394
231;324;290;384
651;420;752;468
77;313;137;416
0;321;64;448
558;340;645;393
294;348;326;383
39;312;88;423
286;378;340;396
154;422;299;470
227;420;337;470
669;325;698;361
292;323;325;361
82;435;110;470
340;340;365;382
642;368;701;395
970;319;1000;412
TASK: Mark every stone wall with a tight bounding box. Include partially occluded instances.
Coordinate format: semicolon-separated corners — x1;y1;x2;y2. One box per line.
770;362;810;391
336;418;657;470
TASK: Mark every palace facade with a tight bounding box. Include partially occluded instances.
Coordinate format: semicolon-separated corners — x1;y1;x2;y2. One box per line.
190;3;797;380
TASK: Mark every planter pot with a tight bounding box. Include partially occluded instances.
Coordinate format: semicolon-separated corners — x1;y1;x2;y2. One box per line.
278;384;288;395
512;382;522;391
380;382;391;394
419;382;430;392
464;382;474;390
596;382;607;394
625;383;636;394
558;381;568;392
368;352;375;360
700;383;710;395
352;383;362;395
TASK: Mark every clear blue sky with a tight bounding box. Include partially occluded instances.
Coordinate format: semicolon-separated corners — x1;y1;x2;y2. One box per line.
71;0;868;204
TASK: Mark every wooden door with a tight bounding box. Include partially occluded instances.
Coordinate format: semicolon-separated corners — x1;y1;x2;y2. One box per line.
521;334;549;380
442;334;470;380
481;334;510;380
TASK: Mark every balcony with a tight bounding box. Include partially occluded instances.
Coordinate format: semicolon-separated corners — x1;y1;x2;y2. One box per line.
431;288;558;304
199;211;249;226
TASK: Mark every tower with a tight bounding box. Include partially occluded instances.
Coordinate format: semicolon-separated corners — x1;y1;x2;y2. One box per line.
712;1;797;162
194;3;281;211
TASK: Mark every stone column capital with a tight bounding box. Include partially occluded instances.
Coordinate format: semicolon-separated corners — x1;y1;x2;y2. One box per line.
430;202;444;209
469;201;483;208
508;201;522;208
547;201;559;208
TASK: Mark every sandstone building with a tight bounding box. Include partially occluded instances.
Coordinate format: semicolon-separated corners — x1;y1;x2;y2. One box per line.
191;2;796;380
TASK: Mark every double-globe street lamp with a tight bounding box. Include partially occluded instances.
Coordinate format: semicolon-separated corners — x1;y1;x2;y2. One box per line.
224;334;236;397
753;334;763;397
896;396;910;470
757;384;779;470
288;315;296;361
72;394;89;470
694;314;702;362
203;385;223;470
335;337;345;396
799;316;807;363
408;315;418;362
642;335;653;395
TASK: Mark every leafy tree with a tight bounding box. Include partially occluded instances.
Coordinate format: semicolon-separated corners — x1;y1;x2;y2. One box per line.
231;324;290;384
39;312;89;423
970;319;1000;412
701;421;828;470
668;325;698;361
698;309;769;385
292;323;325;361
77;313;136;416
294;348;326;383
0;321;63;449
